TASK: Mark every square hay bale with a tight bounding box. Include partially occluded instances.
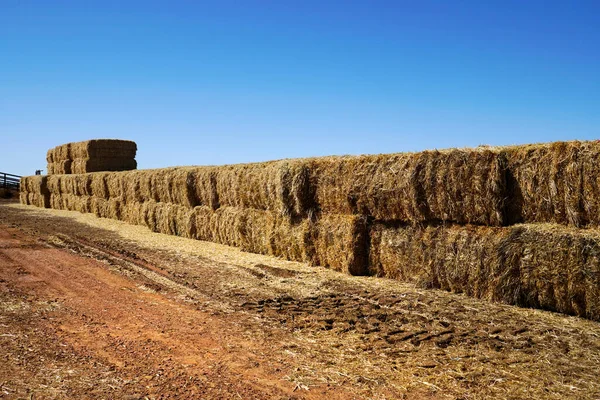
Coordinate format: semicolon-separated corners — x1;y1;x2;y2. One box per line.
214;160;313;218
190;206;312;260
369;222;600;321
508;224;600;320
46;148;55;164
193;206;245;247
369;224;510;297
310;148;505;225
59;175;77;195
240;209;275;255
52;143;72;162
90;172;110;200
105;171;127;199
73;174;93;196
47;175;62;195
123;170;154;204
311;214;368;275
21;175;49;195
49;194;63;210
26;193;50;208
121;202;145;225
269;215;313;262
19;192;28;205
52;160;72;175
164;168;198;208
580;141;600;226
89;196;121;219
189;167;219;210
148;168;177;203
47;163;55;175
71;157;137;174
501;141;590;227
70;139;137;159
151;202;195;237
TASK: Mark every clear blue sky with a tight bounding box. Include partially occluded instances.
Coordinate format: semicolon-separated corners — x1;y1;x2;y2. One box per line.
1;1;599;176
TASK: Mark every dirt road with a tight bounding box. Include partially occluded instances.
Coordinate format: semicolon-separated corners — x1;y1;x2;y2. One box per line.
1;201;599;399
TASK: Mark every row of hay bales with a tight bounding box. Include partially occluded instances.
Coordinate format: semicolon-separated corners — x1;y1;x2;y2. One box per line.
21;174;366;275
19;140;600;320
46;139;137;174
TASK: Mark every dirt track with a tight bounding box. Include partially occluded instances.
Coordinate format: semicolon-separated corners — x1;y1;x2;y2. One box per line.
1;200;600;399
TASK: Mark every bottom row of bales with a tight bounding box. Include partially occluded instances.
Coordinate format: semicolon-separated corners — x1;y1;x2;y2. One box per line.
21;190;600;322
45;194;367;275
370;223;600;321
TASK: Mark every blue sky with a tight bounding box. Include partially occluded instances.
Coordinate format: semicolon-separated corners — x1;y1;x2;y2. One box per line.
1;1;599;176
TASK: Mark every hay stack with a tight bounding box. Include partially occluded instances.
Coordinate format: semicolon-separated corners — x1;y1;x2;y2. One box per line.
46;139;137;174
310;148;505;226
370;223;600;321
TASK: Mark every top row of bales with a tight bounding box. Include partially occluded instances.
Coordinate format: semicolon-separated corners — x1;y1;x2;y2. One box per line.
40;140;600;228
46;139;137;175
309;140;600;228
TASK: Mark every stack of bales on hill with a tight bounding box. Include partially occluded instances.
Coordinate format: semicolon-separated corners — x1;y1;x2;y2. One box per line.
47;139;137;174
19;139;600;321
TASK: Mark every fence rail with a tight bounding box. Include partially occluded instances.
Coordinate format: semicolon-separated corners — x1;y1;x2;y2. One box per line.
0;172;21;190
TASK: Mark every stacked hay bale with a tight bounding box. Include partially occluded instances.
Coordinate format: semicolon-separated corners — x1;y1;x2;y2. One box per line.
47;139;137;174
20;139;600;321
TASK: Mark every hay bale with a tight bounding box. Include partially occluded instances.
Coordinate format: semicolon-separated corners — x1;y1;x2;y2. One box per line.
105;171;127;199
73;174;93;196
52;143;72;162
270;216;313;262
150;202;195;237
193;206;245;247
189;167;219;210
70;139;137;159
20;176;50;208
501;140;596;227
46;148;55;164
26;193;50;208
51;160;72;175
121;202;145;226
123;170;153;204
310;148;505;225
369;224;510;296
214;160;313;217
47;163;55;175
90;172;110;200
311;214;368;275
59;175;77;195
20;175;49;195
71;158;137;174
369;222;600;321
164;168;198;208
46;175;62;195
148;168;177;203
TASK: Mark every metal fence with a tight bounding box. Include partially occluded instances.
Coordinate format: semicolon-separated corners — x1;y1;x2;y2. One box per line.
0;172;21;190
